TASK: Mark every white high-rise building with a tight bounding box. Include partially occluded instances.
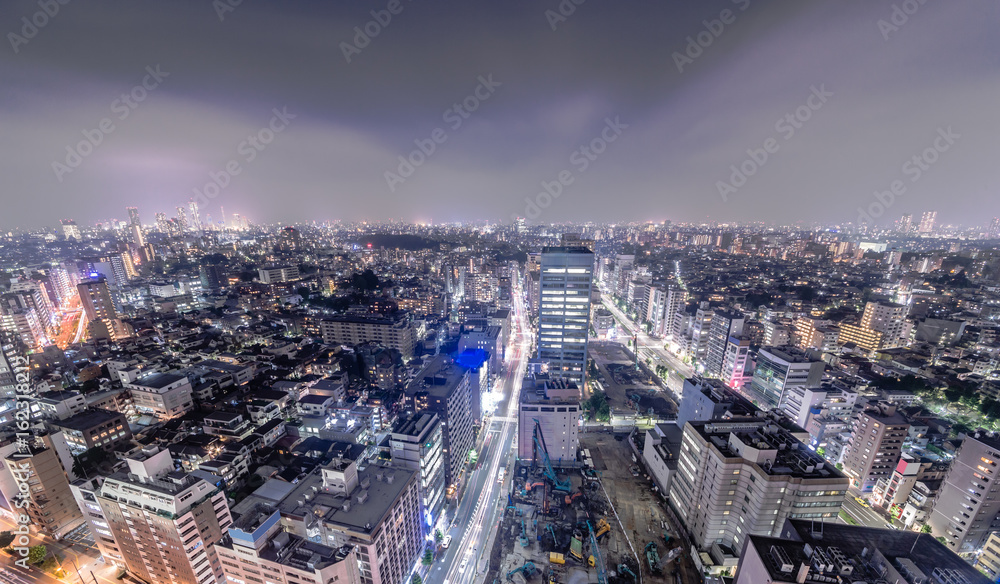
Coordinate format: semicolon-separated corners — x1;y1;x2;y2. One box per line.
537;246;594;387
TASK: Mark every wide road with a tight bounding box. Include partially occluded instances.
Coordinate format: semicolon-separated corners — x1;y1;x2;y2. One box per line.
840;495;896;530
426;280;531;584
599;293;693;398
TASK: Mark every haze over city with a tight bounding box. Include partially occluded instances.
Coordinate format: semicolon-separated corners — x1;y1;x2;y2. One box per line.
2;0;999;229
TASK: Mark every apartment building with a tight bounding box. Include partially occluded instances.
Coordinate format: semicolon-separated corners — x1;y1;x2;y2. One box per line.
704;310;745;379
842;401;909;493
4;442;85;538
747;346;825;410
387;411;446;527
668;417;848;557
91;447;233;584
217;506;361;584
278;460;422;584
321;314;418;359
126;372;195;420
927;431;1000;554
404;355;474;489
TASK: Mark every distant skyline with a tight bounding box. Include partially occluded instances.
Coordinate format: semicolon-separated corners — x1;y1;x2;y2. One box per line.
2;0;998;230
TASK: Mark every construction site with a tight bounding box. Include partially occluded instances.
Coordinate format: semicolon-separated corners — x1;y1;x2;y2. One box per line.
485;420;685;584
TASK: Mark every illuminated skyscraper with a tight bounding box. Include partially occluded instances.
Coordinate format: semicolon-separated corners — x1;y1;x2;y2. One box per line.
175;205;189;231
188;199;201;231
918;210;937;234
126;206;141;227
537;246;594;387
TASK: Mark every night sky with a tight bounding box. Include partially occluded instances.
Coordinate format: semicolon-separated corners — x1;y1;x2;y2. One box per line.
2;0;998;229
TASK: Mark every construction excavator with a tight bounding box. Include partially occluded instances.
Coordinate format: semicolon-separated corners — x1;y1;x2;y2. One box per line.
594;518;611;540
617;564;637;582
507;561;537;581
564;490;584;505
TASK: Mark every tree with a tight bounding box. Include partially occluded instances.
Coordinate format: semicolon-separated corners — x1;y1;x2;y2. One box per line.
920;524;932;533
0;532;13;548
412;575;423;584
28;544;46;565
421;549;434;566
434;529;443;543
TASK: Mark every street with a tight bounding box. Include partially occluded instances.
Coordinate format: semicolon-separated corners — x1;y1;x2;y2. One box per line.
599;294;693;398
840;494;896;530
425;280;531;584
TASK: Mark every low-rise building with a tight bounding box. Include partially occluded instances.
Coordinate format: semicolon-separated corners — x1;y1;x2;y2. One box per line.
50;408;131;454
127;372;194;420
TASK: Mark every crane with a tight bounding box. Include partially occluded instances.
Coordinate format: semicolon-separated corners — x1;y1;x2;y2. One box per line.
587;520;607;584
532;419;571;493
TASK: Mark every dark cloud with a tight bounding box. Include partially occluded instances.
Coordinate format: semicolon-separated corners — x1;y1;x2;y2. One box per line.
1;0;997;229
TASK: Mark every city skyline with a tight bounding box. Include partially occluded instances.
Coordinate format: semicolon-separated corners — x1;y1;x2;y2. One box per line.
2;0;998;230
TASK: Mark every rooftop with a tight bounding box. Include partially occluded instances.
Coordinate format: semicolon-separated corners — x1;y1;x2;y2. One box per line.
132;372;185;389
51;408;124;431
277;461;414;535
739;519;991;584
405;355;468;398
391;412;437;438
691;418;845;480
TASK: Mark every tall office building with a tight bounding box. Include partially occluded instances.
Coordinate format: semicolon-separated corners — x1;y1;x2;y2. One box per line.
927;431;1000;554
746;346;825;410
126;206;141;227
537;247;594;387
918;210;937;234
175;206;189;231
842;402;909;493
896;213;913;234
989;216;1000;239
126;206;146;247
61;219;81;240
188;199;201;231
92;447;232;584
668;417;848;553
